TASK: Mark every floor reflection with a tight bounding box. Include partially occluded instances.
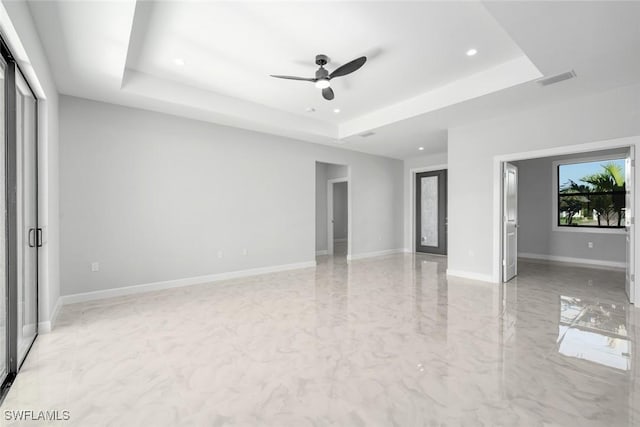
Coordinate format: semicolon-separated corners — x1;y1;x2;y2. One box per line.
503;260;638;426
314;245;348;327
414;256;448;339
310;255;639;426
558;296;630;371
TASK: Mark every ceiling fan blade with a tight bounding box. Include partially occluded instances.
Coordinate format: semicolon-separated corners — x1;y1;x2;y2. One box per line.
329;56;367;79
270;74;316;82
322;87;335;100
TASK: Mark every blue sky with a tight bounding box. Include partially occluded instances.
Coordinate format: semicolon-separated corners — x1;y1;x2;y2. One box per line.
559;159;625;188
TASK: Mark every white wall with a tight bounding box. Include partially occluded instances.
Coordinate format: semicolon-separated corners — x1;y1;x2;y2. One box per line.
60;96;403;296
515;149;627;266
1;1;60;328
333;181;348;240
403;153;448;250
448;83;640;282
327;164;348;180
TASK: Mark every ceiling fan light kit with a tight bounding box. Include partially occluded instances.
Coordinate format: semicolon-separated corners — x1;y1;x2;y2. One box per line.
271;54;367;101
315;79;330;89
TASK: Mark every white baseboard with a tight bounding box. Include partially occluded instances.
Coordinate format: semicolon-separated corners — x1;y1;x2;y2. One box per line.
347;248;404;261
60;260;317;306
316;250;328;256
518;252;626;270
38;297;62;334
334;238;347;243
38;321;52;334
446;269;496;283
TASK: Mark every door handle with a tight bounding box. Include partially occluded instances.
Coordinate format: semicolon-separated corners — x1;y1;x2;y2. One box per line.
28;228;36;248
37;228;43;247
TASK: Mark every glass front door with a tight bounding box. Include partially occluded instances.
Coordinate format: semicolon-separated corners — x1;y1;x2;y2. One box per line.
416;170;447;255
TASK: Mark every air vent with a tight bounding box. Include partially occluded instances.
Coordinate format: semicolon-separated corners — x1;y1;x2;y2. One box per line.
537;70;576;86
360;131;376;138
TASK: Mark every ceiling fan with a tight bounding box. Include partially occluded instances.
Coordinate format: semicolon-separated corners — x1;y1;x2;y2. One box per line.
270;54;367;101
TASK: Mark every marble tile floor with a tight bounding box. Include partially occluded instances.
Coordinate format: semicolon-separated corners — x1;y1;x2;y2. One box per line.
333;240;347;257
1;254;639;426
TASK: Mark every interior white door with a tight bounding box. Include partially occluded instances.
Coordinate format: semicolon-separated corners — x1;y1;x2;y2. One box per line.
625;147;635;303
503;163;518;282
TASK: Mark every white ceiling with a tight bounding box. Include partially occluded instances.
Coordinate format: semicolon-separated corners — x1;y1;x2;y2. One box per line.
128;1;526;122
26;1;640;159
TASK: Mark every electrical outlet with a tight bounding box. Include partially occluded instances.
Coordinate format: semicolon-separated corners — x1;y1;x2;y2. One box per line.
588;242;594;249
242;248;248;256
91;262;99;272
217;250;223;259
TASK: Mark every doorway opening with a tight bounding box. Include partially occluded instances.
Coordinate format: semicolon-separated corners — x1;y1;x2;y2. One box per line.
315;162;349;259
328;180;348;257
498;143;636;304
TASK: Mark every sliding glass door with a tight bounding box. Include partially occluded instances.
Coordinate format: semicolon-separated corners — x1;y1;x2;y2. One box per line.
0;40;39;399
16;72;38;364
0;53;6;386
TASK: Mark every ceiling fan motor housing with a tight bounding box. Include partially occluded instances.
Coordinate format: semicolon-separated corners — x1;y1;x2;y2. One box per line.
315;67;329;79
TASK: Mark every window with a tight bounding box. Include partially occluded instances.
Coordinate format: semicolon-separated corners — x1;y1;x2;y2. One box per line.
557;158;626;228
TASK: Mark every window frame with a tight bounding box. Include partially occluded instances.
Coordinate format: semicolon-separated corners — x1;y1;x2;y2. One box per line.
552;154;627;235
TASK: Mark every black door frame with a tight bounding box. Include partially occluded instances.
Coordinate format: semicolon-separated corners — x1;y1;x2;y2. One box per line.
415;170;447;255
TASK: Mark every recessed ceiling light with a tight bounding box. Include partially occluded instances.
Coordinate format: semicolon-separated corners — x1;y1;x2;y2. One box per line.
333;108;341;113
418;147;425;151
466;49;478;57
174;58;185;66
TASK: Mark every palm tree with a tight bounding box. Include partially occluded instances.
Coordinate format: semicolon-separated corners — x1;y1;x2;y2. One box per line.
559;179;590;225
580;162;625;226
